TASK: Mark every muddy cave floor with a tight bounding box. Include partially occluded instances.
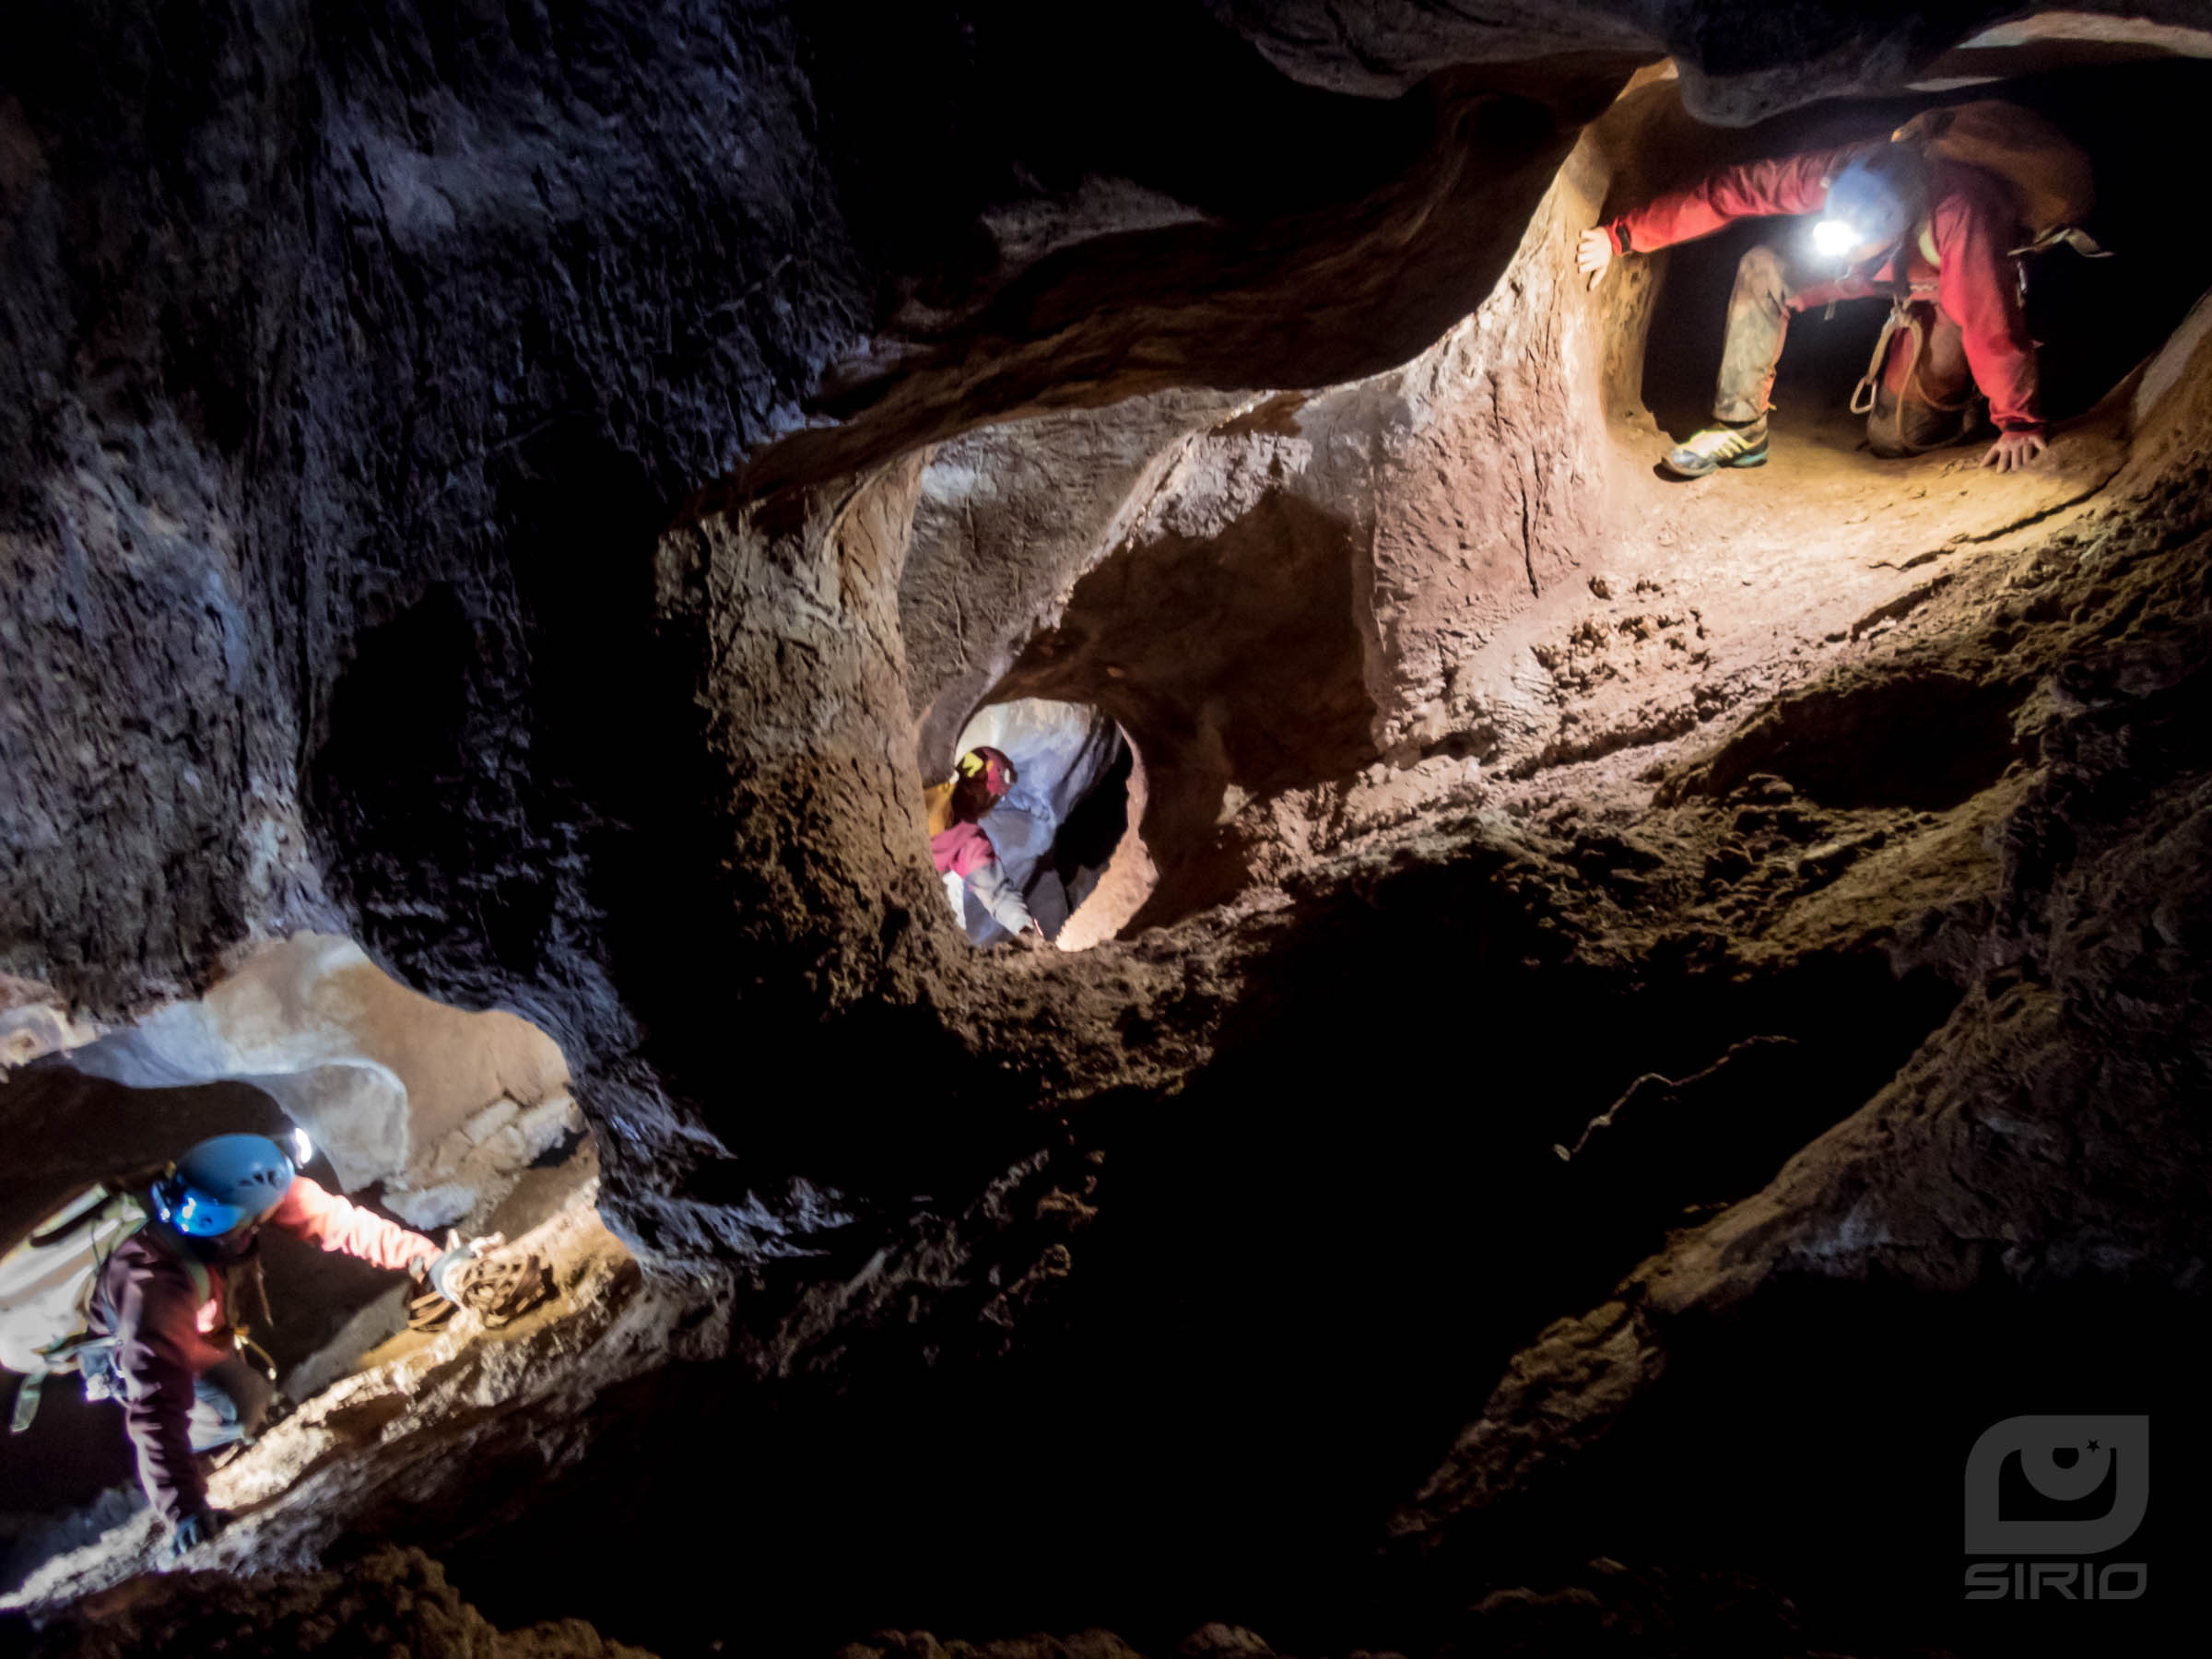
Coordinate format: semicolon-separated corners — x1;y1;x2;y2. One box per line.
1458;396;2123;799
9;363;2210;1659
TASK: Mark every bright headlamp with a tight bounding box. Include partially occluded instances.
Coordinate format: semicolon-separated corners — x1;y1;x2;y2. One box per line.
1810;218;1861;258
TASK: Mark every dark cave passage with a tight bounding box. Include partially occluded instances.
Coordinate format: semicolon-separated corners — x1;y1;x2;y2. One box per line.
434;853;1967;1656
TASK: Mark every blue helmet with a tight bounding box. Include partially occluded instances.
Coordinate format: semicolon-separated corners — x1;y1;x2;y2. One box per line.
153;1134;297;1237
1816;147;1925;257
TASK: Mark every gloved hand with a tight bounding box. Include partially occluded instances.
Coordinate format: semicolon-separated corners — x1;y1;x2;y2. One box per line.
426;1230;504;1304
168;1507;228;1560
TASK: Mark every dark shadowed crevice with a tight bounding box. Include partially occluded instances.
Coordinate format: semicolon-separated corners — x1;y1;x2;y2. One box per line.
1049;736;1136;919
416;840;1962;1657
1406;1276;2209;1659
794;0;1436;329
1666;667;2029;810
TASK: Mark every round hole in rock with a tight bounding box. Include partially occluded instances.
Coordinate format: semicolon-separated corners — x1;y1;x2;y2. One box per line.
935;698;1152;951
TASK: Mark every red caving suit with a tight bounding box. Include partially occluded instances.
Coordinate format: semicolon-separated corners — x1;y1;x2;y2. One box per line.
1606;143;2044;433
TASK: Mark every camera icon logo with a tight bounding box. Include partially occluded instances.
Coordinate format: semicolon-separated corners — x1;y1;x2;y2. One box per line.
1963;1415;2149;1556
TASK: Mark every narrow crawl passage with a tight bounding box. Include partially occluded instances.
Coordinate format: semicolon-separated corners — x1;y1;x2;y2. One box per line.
1615;63;2209;501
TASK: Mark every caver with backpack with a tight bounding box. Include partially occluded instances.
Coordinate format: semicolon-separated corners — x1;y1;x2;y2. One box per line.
0;1134;495;1560
1574;100;2107;479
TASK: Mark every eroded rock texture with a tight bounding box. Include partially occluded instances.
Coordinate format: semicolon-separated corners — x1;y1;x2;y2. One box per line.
6;3;2212;1657
16;1547;653;1658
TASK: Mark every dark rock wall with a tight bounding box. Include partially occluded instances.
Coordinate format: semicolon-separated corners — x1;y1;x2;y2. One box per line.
3;0;865;1031
1214;0;2212;117
900;388;1246;776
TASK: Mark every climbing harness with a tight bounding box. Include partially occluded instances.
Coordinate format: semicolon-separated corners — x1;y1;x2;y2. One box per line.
1849;297;1979;452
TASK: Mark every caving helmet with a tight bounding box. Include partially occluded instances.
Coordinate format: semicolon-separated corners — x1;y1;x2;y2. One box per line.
956;746;1018;799
151;1133;297;1238
1811;145;1927;261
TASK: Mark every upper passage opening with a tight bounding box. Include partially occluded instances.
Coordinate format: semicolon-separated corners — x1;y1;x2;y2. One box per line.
1594;59;2212;483
924;699;1150;953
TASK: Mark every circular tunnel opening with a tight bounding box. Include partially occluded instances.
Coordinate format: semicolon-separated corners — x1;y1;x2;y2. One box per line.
935;697;1153;951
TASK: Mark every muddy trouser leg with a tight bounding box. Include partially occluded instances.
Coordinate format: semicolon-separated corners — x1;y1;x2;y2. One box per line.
187;1357;273;1453
1713;243;1798;425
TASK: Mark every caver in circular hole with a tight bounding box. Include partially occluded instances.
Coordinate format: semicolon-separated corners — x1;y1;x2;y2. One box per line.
925;699;1151;951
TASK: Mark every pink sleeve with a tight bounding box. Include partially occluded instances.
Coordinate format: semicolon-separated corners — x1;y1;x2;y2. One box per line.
1612;146;1866;254
930;821;999;879
266;1176;440;1273
1934;181;2041;430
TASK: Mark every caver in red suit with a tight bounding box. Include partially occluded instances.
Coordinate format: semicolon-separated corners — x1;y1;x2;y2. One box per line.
1599;142;2044;464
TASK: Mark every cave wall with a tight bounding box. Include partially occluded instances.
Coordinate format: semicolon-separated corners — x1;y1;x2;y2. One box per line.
1212;0;2212;118
63;933;569;1199
900;388;1246;777
0;1;868;1039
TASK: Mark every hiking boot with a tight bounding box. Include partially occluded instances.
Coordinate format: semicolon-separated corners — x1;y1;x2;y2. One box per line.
1662;420;1769;478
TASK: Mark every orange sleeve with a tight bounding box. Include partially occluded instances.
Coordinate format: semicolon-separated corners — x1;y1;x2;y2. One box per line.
265;1176;440;1273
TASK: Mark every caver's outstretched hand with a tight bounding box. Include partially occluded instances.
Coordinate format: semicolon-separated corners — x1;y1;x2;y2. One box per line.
1576;226;1615;289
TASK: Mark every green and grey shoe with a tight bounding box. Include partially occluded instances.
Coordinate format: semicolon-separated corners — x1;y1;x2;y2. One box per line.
1662;421;1769;478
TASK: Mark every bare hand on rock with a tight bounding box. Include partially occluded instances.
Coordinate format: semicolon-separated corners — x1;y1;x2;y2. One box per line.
1981;429;2047;473
1576;227;1615;289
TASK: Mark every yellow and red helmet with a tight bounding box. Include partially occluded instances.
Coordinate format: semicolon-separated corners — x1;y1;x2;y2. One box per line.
956;746;1018;798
